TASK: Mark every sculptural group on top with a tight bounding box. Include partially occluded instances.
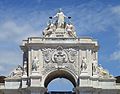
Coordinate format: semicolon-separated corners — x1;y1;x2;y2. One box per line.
43;9;76;37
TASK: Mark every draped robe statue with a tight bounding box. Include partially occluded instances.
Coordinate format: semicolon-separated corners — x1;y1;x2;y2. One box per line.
54;9;67;28
32;57;39;71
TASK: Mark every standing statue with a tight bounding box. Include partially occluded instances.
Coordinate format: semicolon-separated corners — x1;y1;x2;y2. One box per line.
23;61;27;75
93;64;97;73
53;9;67;28
81;57;87;71
32;57;39;71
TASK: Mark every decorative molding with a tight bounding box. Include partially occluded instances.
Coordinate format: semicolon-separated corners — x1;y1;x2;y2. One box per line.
67;48;77;63
52;46;68;66
42;48;52;63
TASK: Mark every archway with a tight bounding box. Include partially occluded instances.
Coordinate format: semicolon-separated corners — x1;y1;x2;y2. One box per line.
44;70;77;94
48;78;74;91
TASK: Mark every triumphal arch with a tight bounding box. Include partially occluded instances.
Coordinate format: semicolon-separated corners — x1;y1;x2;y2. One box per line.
0;9;120;94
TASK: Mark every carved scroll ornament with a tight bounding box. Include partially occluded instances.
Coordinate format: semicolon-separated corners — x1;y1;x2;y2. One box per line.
52;47;68;65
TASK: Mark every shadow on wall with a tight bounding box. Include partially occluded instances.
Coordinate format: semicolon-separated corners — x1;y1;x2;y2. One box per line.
0;76;6;83
115;76;120;83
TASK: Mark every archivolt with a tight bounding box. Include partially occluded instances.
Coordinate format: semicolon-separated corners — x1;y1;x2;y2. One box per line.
44;69;77;87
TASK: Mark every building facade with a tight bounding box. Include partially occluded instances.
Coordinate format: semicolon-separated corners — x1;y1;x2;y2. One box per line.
0;10;120;94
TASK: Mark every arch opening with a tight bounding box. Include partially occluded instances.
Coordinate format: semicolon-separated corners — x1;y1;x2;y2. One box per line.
48;78;74;91
44;70;77;92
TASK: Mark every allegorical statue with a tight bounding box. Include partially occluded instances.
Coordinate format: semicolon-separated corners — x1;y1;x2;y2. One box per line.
23;60;27;75
81;57;87;71
53;8;67;28
32;57;39;71
43;18;56;37
9;65;23;77
66;23;76;37
97;64;111;78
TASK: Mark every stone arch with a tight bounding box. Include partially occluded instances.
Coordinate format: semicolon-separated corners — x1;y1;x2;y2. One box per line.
43;69;77;88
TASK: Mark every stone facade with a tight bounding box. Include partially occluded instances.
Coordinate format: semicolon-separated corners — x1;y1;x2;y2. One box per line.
0;9;120;94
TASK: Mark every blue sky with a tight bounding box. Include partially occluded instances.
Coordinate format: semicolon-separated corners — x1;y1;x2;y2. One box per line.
0;0;120;91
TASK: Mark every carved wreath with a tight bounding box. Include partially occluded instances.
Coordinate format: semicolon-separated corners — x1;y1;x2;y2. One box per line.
52;47;68;64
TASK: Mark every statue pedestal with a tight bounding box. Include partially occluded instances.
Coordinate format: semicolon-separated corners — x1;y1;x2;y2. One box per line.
79;75;91;87
31;71;40;76
93;73;98;78
22;75;28;88
79;71;91;87
80;71;88;76
28;87;47;94
30;71;42;87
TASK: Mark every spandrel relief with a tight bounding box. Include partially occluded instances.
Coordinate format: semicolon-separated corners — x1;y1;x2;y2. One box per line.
42;63;56;75
42;48;52;63
67;48;77;63
64;63;77;75
42;47;78;75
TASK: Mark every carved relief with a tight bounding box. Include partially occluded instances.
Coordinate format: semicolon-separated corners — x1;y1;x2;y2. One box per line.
52;46;68;66
64;63;77;75
42;64;56;75
97;64;113;78
9;65;23;78
42;47;78;64
68;48;77;63
42;48;52;63
42;47;78;75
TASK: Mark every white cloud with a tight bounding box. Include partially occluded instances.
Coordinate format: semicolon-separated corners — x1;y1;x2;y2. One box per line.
0;50;21;65
65;3;120;63
0;20;43;75
0;50;22;75
112;5;120;15
0;0;120;75
110;51;120;61
0;10;49;75
0;21;43;43
63;3;118;35
0;66;5;72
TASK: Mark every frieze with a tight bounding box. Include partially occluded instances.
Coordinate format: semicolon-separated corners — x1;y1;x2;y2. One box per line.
42;47;78;66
